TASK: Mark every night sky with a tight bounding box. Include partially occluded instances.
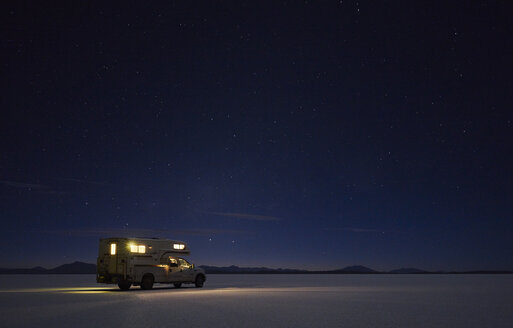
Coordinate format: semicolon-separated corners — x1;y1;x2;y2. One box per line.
1;1;512;271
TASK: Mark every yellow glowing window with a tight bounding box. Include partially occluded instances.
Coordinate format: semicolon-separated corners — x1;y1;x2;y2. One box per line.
129;244;146;253
173;243;185;250
110;243;116;255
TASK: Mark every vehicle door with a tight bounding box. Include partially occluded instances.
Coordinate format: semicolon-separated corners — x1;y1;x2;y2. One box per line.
166;257;182;282
177;258;195;282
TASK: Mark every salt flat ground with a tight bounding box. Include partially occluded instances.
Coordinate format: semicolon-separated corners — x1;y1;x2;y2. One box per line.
0;274;512;328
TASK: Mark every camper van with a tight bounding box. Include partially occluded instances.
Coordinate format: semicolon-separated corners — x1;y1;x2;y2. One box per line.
96;237;206;290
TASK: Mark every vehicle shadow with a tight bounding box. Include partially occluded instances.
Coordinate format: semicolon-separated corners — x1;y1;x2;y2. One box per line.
0;285;203;294
99;285;200;293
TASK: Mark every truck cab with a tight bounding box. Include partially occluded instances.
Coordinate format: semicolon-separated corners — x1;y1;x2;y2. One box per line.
96;237;206;290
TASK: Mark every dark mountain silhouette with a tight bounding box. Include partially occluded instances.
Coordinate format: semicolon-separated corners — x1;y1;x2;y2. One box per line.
199;265;379;274
48;261;96;274
0;266;48;274
0;261;96;274
1;262;511;274
331;265;378;273
389;268;429;274
199;265;304;274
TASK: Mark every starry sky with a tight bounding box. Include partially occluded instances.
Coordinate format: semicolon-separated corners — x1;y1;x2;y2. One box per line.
1;1;512;271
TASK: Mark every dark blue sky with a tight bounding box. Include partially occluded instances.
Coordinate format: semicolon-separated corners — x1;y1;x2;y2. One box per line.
1;1;512;271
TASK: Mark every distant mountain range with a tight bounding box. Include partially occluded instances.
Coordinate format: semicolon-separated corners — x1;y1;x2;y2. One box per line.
199;265;426;274
1;262;511;274
198;265;305;274
0;261;96;274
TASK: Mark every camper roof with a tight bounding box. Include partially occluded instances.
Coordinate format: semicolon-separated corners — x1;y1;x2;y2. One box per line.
100;237;186;243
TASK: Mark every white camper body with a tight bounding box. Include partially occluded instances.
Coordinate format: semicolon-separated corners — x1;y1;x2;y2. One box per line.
97;237;206;290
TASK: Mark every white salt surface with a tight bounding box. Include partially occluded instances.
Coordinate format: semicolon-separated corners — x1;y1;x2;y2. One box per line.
0;274;512;327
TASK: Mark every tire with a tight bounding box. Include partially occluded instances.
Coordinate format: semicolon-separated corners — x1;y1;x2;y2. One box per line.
118;280;131;291
174;283;182;288
195;275;205;288
140;274;154;290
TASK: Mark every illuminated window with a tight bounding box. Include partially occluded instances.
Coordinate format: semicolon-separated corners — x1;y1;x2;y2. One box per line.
173;243;185;250
129;244;146;253
178;258;191;268
110;243;117;255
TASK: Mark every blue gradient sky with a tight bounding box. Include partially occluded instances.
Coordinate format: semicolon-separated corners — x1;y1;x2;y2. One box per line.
1;0;512;271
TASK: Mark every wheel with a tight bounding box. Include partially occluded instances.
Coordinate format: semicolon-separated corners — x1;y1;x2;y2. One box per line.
118;280;131;290
174;283;182;288
140;274;154;290
195;275;205;288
